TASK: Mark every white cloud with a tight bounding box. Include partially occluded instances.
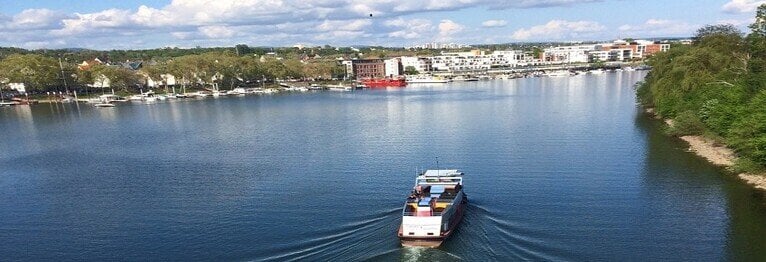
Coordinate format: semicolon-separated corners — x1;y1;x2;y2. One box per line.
384;18;433;39
717;18;755;26
482;19;508;27
489;0;602;9
0;9;69;31
0;0;611;49
511;20;605;40
171;31;195;40
618;19;698;37
198;25;236;38
313;30;368;41
316;19;372;32
438;19;464;36
53;9;134;36
133;5;175;27
722;0;766;13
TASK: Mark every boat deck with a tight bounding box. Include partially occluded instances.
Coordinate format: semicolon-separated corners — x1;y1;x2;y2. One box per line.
403;184;462;216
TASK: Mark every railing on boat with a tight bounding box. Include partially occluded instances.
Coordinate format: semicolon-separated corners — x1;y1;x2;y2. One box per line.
402;211;443;216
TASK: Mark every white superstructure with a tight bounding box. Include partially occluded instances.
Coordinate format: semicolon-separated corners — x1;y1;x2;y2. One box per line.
399;169;467;247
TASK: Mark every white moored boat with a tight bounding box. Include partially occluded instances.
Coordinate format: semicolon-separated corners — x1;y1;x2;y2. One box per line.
589;69;605;74
94;102;115;107
451;76;479;81
407;75;450;83
545;70;573;77
398;169;467;247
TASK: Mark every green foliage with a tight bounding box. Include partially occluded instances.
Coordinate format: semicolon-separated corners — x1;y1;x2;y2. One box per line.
404;66;419;75
733;158;766;174
638;4;766;168
0;54;62;92
694;24;743;44
668;111;705;136
749;4;766;37
90;64;141;91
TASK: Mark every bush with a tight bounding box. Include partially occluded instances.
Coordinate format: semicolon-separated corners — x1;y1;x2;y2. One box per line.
733;158;766;174
668;110;705;136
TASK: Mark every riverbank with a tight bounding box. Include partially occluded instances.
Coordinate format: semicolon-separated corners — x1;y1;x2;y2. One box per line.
646;108;766;191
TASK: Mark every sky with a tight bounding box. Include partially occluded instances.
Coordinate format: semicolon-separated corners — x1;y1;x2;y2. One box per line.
0;0;764;50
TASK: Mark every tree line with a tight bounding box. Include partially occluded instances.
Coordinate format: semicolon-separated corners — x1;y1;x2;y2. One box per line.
0;43;452;94
637;4;766;171
0;50;347;94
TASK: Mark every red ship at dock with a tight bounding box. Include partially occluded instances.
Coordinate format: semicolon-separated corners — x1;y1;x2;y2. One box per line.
361;77;407;88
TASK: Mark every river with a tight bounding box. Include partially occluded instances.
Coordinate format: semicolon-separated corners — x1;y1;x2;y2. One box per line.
1;72;765;261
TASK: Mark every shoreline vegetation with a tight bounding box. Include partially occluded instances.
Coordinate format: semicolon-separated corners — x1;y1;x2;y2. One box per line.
638;5;766;191
646;108;766;190
0;40;635;101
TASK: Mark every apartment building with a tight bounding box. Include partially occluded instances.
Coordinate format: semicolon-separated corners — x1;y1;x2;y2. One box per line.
400;56;432;73
384;58;403;77
346;59;386;79
430;50;521;72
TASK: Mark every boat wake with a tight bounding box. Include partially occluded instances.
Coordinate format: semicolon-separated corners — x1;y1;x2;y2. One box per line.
468;201;572;261
260;208;399;261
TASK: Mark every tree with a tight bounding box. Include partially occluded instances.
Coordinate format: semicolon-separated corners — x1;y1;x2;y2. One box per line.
694;24;742;44
283;59;305;80
0;54;61;93
142;62;169;92
90;64;141;92
404;66;419;75
303;61;334;80
636;7;766;170
262;58;288;80
239;57;266;84
235;44;252;56
749;4;766;37
746;4;766;91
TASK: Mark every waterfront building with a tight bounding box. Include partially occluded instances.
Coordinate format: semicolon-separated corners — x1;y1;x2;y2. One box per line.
607;48;634;62
542;39;671;63
146;74;177;88
543;45;600;63
430;50;521;72
409;42;470;49
384;58;403;77
602;39;670;60
341;60;354;78
77;58;103;71
8;83;26;94
400;56;432;74
588;51;610;62
91;74;111;88
345;59;386;79
341;38;671;75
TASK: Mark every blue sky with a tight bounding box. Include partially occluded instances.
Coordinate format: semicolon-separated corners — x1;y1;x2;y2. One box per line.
0;0;762;50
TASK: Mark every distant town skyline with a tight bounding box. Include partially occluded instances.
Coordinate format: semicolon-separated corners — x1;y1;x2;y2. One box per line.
0;0;763;50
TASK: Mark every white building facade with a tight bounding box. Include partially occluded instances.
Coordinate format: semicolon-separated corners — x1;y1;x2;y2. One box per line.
430;50;522;72
384;58;402;77
400;56;432;74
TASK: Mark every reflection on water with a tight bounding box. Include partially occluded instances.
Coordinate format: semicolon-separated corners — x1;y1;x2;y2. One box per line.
1;72;765;261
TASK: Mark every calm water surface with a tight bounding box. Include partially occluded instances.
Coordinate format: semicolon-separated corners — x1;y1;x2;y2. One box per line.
2;72;766;261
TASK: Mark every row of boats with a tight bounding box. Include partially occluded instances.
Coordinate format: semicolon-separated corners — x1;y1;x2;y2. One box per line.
90;87;302;107
88;83;371;107
406;66;646;83
540;67;642;77
0;97;36;107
